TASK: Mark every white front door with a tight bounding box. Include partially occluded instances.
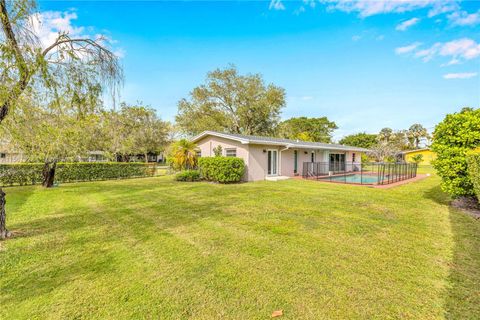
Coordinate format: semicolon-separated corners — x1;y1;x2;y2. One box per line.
267;150;278;176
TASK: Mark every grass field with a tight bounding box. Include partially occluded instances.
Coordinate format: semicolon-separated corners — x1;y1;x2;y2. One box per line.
0;172;479;319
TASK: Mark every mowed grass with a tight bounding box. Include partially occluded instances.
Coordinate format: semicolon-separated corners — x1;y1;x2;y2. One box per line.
1;173;479;319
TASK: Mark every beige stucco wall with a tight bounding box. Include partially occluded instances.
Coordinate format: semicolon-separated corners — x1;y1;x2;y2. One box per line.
195;135;364;181
195;136;251;181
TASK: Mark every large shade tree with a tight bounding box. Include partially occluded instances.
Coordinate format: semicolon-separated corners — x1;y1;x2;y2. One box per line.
339;132;377;149
0;0;122;239
176;65;285;136
277;117;338;143
103;103;170;162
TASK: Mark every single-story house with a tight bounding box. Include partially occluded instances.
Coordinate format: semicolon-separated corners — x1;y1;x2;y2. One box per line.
399;148;436;165
192;131;370;181
0;150;24;164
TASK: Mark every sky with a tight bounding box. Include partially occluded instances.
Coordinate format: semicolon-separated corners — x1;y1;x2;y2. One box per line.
36;0;480;140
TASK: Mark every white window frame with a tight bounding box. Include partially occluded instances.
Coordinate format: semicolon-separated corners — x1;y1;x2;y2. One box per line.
225;148;237;157
267;149;278;176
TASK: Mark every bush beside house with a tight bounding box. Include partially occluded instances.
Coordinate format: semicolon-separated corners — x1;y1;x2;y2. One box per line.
0;162;154;186
175;170;201;182
198;157;245;183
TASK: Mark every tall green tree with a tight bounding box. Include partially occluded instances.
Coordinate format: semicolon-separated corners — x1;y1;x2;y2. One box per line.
277;117;338;143
0;0;122;239
407;124;430;149
339;132;377;148
119;103;170;162
176;65;285;136
98;103;170;162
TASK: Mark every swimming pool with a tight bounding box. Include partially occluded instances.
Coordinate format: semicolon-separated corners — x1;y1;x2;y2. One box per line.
320;174;380;184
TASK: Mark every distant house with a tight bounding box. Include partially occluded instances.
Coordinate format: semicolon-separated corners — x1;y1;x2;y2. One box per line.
0;139;24;164
191;131;369;182
0;150;24;164
399;148;436;165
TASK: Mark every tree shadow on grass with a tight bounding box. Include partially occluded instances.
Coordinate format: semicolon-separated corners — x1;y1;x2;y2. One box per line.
2;186;36;239
0;209;120;304
425;185;480;318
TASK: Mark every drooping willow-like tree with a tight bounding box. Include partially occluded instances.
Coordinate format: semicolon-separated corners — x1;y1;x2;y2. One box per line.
0;0;123;239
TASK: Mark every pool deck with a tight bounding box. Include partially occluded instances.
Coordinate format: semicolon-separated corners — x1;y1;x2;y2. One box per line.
297;174;429;188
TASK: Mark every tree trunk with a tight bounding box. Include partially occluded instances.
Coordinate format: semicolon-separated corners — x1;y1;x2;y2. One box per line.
145;153;149;163
0;188;10;240
42;161;57;188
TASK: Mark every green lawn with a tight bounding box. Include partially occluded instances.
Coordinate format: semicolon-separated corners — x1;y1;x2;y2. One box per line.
1;174;479;319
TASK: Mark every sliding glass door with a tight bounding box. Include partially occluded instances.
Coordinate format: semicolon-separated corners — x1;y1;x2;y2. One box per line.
329;153;346;172
267;150;278;176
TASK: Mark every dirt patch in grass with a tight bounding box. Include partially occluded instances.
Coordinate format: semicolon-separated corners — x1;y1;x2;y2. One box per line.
451;197;480;219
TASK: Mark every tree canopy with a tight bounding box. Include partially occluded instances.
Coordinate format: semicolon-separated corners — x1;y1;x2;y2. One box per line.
0;0;122;124
175;65;285;136
339;132;377;148
277;117;338;143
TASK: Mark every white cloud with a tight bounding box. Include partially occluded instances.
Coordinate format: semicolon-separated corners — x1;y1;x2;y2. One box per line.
397;38;480;63
395;42;422;55
322;0;457;18
304;0;316;8
443;72;478;79
440;38;480;60
294;6;306;15
428;1;459;17
448;10;480;26
441;58;460;67
301;96;313;101
269;0;285;11
376;35;385;41
28;10;125;59
352;35;361;41
396;17;420;31
29;11;84;48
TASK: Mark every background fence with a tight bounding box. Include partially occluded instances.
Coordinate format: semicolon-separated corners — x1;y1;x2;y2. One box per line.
302;162;418;185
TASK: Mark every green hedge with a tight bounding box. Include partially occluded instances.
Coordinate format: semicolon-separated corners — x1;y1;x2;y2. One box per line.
198;157;245;183
0;162;155;186
175;170;201;182
467;153;480;202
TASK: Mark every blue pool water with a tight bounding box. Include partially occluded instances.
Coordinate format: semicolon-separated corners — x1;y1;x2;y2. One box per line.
321;174;380;184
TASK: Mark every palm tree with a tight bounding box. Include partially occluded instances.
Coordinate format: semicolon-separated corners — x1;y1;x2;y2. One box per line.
407;124;429;149
168;139;198;170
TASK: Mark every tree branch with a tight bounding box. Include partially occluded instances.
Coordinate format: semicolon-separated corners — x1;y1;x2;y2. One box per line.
0;0;31;123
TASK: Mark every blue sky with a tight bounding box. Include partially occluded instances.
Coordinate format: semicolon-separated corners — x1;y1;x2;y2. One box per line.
37;0;480;140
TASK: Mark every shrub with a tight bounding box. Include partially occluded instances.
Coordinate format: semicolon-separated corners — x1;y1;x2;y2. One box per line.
467;152;480;202
0;162;154;186
198;157;245;183
411;154;424;164
431;108;480;197
175;170;201;182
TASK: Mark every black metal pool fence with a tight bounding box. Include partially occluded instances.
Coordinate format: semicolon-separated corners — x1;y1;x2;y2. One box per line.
302;162;418;185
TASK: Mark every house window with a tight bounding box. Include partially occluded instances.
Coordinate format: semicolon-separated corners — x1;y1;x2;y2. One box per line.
196;150;202;157
294;150;298;174
0;153;5;159
311;151;315;163
352;153;356;163
225;148;237;157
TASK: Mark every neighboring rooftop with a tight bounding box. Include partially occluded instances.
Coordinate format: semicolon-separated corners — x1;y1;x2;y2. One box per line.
191;131;370;152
